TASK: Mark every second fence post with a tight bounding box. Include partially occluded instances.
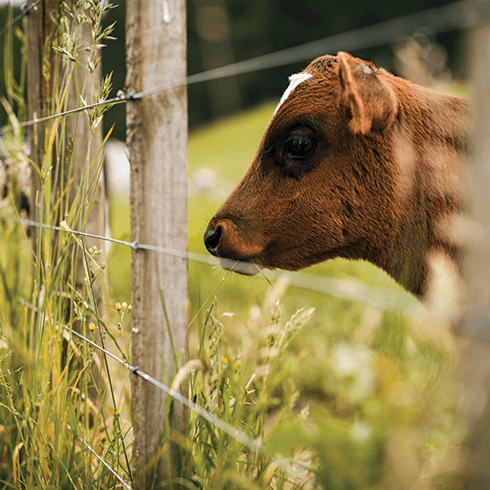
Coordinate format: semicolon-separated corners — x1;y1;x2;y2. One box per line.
126;0;188;486
462;21;490;488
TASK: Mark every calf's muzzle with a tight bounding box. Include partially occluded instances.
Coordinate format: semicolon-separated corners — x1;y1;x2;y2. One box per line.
203;217;267;276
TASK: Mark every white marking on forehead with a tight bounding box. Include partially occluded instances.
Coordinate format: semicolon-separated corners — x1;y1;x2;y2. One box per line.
274;72;313;114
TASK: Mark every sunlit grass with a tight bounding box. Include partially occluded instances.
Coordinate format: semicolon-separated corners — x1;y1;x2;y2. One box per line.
1;1;132;488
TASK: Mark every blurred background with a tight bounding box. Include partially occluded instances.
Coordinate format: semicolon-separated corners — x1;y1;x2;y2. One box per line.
0;0;468;136
111;0;465;136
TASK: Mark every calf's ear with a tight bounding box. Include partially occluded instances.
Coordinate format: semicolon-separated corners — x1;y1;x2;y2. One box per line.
337;51;398;134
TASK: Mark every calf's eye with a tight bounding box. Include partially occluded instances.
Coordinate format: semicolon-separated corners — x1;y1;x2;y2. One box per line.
283;131;317;160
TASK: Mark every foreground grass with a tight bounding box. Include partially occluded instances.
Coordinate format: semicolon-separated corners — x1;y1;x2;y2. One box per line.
0;2;132;488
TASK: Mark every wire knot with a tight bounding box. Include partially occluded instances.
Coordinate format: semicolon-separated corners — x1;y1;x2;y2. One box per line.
117;90;136;101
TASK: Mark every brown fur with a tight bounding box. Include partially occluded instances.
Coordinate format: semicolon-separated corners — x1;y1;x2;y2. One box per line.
203;52;467;297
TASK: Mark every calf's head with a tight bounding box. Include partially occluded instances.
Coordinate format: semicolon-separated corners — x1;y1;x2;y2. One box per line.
204;52;466;297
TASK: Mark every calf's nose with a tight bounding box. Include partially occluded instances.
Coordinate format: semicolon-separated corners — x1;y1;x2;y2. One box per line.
204;225;223;256
204;217;265;261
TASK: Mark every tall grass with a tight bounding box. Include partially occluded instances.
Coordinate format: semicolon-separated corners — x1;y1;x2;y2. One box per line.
146;274;463;489
0;1;131;488
0;1;467;489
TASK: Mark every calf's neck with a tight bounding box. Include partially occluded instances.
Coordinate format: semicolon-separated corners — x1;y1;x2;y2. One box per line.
204;52;467;297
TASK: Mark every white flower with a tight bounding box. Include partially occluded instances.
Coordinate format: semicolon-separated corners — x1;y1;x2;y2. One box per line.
332;342;375;401
351;421;372;442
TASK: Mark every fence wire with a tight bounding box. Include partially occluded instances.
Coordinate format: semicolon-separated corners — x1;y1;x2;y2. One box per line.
66;423;133;490
0;0;44;39
2;0;490;134
17;296;263;454
98;343;261;453
14;217;423;320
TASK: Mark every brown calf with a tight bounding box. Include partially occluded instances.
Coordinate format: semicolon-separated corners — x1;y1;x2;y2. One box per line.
203;52;467;297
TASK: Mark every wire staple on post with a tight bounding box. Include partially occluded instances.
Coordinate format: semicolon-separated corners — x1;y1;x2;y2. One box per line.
0;0;45;39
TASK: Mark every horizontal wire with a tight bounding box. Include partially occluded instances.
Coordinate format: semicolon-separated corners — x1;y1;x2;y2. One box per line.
3;0;490;133
14;94;127;129
135;0;490;99
14;218;214;264
66;423;133;490
17;296;262;453
17;218;139;248
64;326;262;453
13;218;422;318
0;0;44;39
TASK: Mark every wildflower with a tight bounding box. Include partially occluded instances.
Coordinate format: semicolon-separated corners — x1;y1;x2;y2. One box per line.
127;304;132;312
115;302;122;311
122;302;128;310
351;421;372;442
332;342;375;401
88;322;98;331
221;356;228;364
235;360;242;369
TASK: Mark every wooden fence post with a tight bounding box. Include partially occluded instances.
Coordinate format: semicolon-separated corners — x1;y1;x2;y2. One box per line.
25;0;57;245
126;0;188;486
462;21;490;488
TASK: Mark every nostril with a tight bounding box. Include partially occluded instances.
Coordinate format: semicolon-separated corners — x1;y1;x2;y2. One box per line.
204;226;223;255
